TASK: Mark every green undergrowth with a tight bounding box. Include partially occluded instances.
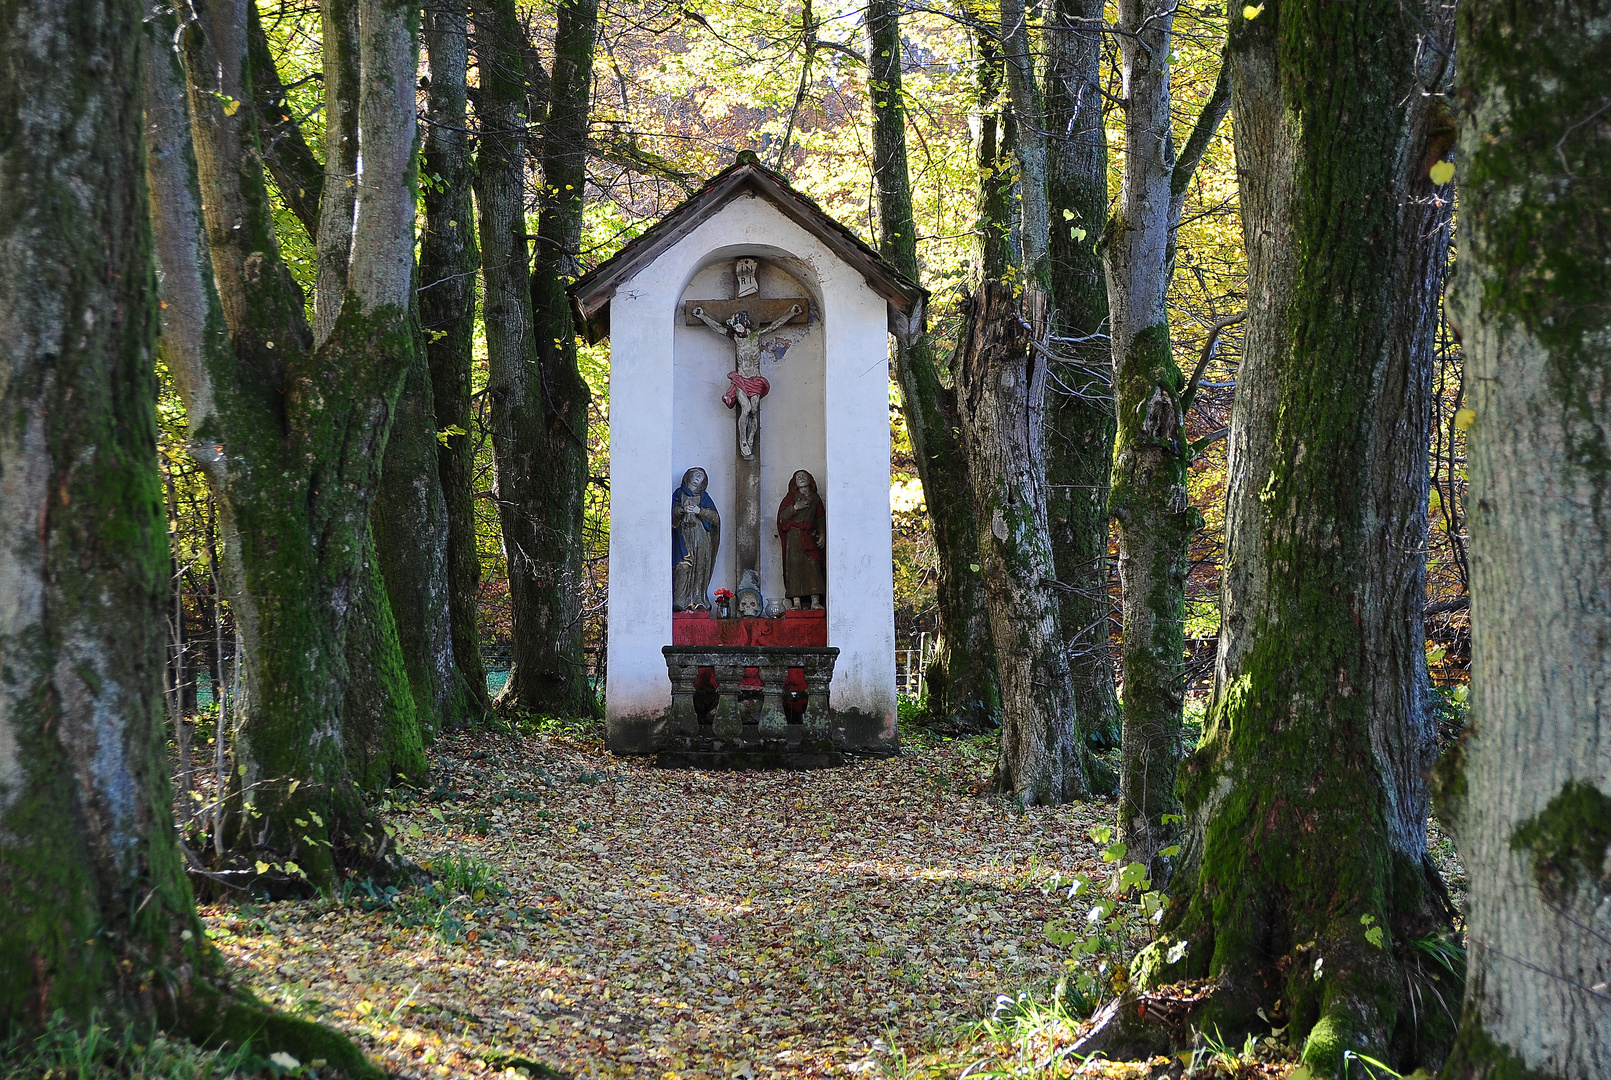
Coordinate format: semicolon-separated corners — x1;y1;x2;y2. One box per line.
509;711;605;742
1;1013;259;1080
339;854;532;945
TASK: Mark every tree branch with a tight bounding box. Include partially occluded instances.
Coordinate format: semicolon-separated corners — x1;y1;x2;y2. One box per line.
1170;45;1231;204
1182;310;1244;411
246;5;323;241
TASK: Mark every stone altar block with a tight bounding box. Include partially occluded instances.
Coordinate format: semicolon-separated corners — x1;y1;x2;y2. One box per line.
658;645;841;769
570;153;925;760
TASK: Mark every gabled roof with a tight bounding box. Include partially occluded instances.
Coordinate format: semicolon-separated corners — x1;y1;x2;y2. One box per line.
569;151;926;342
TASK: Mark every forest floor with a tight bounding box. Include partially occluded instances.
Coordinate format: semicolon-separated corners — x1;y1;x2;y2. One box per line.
200;725;1310;1080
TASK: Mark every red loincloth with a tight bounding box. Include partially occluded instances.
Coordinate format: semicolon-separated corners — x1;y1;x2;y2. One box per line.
723;371;770;408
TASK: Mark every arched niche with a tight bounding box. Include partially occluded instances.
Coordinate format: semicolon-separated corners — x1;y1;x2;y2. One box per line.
670;249;826;611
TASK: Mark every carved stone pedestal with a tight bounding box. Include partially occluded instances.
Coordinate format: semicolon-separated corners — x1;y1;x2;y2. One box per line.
658;645;841;769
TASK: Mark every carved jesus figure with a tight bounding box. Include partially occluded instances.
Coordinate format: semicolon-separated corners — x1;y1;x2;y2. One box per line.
690;301;803;460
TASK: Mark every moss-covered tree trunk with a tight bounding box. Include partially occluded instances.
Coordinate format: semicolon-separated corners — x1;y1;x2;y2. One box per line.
865;0;998;729
955;20;1092;804
422;0;493;719
0;0;207;1027
1043;0;1117;748
1103;0;1192;874
343;523;429;788
1442;4;1611;1076
954;281;1090;805
1151;3;1457;1073
152;0;424;886
370;311;470;740
0;8;379;1071
467;0;597;718
1103;1;1234;874
497;0;600;717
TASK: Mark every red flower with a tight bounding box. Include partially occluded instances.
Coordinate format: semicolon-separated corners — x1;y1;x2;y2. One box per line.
714;589;734;602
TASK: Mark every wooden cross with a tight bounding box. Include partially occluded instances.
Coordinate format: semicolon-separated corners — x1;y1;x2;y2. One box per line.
682;261;812;602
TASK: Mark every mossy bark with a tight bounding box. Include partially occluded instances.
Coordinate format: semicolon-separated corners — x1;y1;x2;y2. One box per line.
151;0;425;886
508;0;600;717
343;524;429;789
1044;0;1118;750
865;0;999;729
0;10;380;1072
1152;3;1456;1074
0;0;207;1027
955;283;1091;805
422;0;492;719
370;292;472;740
473;0;598;718
1442;4;1611;1077
957;22;1093;802
1102;0;1234;873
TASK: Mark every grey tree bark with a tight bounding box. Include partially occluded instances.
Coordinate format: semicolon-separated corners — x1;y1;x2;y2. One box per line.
1;0;205;1027
422;0;493;718
0;4;383;1069
1152;3;1457;1073
954;281;1089;805
476;0;600;717
1104;0;1195;874
865;0;999;729
369;291;469;739
955;13;1093;803
1442;3;1611;1077
151;0;423;885
1043;0;1118;748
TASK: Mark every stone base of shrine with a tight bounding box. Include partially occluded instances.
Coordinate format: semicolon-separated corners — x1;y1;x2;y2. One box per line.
655;645;846;769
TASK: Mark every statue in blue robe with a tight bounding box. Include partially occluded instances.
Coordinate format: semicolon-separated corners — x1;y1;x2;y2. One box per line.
672;467;720;611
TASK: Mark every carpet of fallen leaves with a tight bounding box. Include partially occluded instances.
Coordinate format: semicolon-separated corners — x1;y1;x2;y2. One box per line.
200;729;1238;1079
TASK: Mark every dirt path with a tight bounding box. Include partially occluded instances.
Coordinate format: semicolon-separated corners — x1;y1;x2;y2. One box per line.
204;729;1111;1078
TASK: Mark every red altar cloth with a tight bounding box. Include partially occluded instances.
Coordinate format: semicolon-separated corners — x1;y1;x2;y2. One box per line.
672;609;826;647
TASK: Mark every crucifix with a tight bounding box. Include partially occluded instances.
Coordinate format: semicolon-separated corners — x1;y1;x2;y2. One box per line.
684;257;811;605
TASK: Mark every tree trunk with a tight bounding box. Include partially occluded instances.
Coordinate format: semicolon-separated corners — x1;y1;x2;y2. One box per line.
1043;0;1118;749
956;283;1090;805
486;0;599;717
0;0;205;1027
343;523;429;788
1104;0;1191;874
999;0;1048;285
155;0;422;886
1153;3;1457;1073
958;19;1091;803
312;0;359;347
422;0;493;719
1103;2;1234;874
865;0;998;728
371;320;471;739
0;7;381;1071
1442;4;1611;1077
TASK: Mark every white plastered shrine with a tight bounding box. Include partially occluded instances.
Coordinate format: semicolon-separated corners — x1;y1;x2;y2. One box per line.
570;156;924;754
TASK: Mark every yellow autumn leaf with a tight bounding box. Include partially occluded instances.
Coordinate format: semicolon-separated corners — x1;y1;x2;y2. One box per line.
1243;3;1265;18
222;98;240;116
254;860;269;874
1429;160;1455;185
1454;408;1476;431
